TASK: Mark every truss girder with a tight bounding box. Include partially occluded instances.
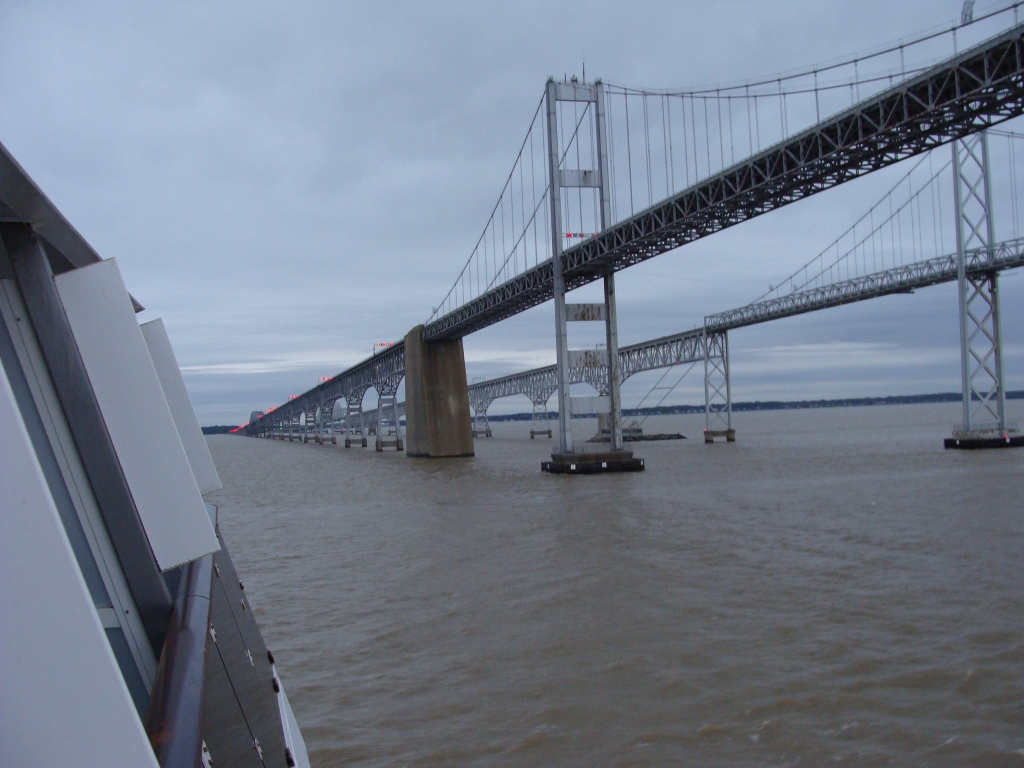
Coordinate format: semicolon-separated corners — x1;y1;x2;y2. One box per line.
423;24;1024;342
706;238;1024;331
254;342;404;432
465;241;1024;409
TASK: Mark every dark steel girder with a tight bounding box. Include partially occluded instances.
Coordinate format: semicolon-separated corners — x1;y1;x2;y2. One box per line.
423;23;1024;341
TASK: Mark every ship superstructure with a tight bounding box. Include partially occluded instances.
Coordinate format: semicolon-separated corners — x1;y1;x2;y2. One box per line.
0;139;309;768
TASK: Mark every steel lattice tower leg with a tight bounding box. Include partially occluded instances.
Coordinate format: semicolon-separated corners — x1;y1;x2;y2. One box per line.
374;375;404;451
703;329;735;443
951;132;1009;440
471;397;492;438
344;389;368;448
529;389;554;438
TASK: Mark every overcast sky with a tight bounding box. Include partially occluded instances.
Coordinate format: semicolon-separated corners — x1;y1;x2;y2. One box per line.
2;1;1022;424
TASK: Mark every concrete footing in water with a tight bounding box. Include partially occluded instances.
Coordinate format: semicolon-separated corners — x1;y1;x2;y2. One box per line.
541;450;645;474
403;325;474;458
944;431;1023;449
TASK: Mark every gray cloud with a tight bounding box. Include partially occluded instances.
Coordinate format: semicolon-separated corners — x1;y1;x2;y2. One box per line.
1;1;1021;424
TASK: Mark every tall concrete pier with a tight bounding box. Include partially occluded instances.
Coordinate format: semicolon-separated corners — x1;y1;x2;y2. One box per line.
403;325;474;458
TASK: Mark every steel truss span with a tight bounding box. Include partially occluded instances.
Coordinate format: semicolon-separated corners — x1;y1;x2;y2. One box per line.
707;237;1024;331
257;343;405;433
423;24;1024;342
468;240;1024;406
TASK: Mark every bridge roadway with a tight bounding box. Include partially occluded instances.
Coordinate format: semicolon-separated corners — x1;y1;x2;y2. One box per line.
253;22;1024;437
421;23;1024;341
257;238;1024;437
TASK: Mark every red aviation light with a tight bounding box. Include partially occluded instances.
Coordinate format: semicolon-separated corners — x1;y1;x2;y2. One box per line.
288;394;299;400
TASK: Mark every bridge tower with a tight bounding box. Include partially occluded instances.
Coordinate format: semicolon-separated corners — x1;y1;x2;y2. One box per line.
542;77;642;473
947;131;1016;448
469;394;493;438
703;330;735;442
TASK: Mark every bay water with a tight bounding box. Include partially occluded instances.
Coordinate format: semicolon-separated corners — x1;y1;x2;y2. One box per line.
206;401;1024;766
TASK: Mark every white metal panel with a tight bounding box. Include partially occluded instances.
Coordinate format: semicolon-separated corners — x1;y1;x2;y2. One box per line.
0;354;160;768
55;259;218;570
565;303;606;322
141;318;222;495
570;395;610;414
567;349;608;368
559;169;601;188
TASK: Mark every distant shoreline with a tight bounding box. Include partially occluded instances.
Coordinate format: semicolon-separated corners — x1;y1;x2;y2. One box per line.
207;390;1023;431
485;390;1024;422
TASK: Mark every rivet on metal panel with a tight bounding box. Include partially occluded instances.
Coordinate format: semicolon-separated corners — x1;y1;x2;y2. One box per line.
241;599;247;611
246;649;254;667
253;739;263;760
267;649;276;664
214;564;221;578
238;580;244;590
272;677;280;693
209;626;217;644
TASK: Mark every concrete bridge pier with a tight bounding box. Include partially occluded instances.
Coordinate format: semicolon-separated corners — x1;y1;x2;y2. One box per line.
403;325;474;458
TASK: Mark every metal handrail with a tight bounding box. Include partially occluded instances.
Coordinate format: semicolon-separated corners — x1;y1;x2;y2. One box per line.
144;554;214;768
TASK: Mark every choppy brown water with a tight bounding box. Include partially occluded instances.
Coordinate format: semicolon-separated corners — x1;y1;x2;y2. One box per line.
206;402;1024;767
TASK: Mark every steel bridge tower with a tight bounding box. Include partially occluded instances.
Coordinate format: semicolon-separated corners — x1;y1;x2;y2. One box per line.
949;132;1014;446
542;79;642;473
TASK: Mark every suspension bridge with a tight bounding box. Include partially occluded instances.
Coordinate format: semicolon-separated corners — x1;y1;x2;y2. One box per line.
248;5;1024;466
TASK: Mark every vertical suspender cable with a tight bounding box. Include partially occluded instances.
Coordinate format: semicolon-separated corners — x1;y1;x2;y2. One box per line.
661;95;670;197
690;93;700;181
607;89;618;224
727;95;736;166
681;95;691;187
703;96;712;178
753;92;761;152
663;94;671;193
745;85;753;158
625;92;635;215
814;70;820;123
716;90;725;170
643;93;653;206
777;78;784;140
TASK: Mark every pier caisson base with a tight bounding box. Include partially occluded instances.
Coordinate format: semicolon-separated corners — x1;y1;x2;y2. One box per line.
944;431;1023;449
541;450;645;474
703;429;736;443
